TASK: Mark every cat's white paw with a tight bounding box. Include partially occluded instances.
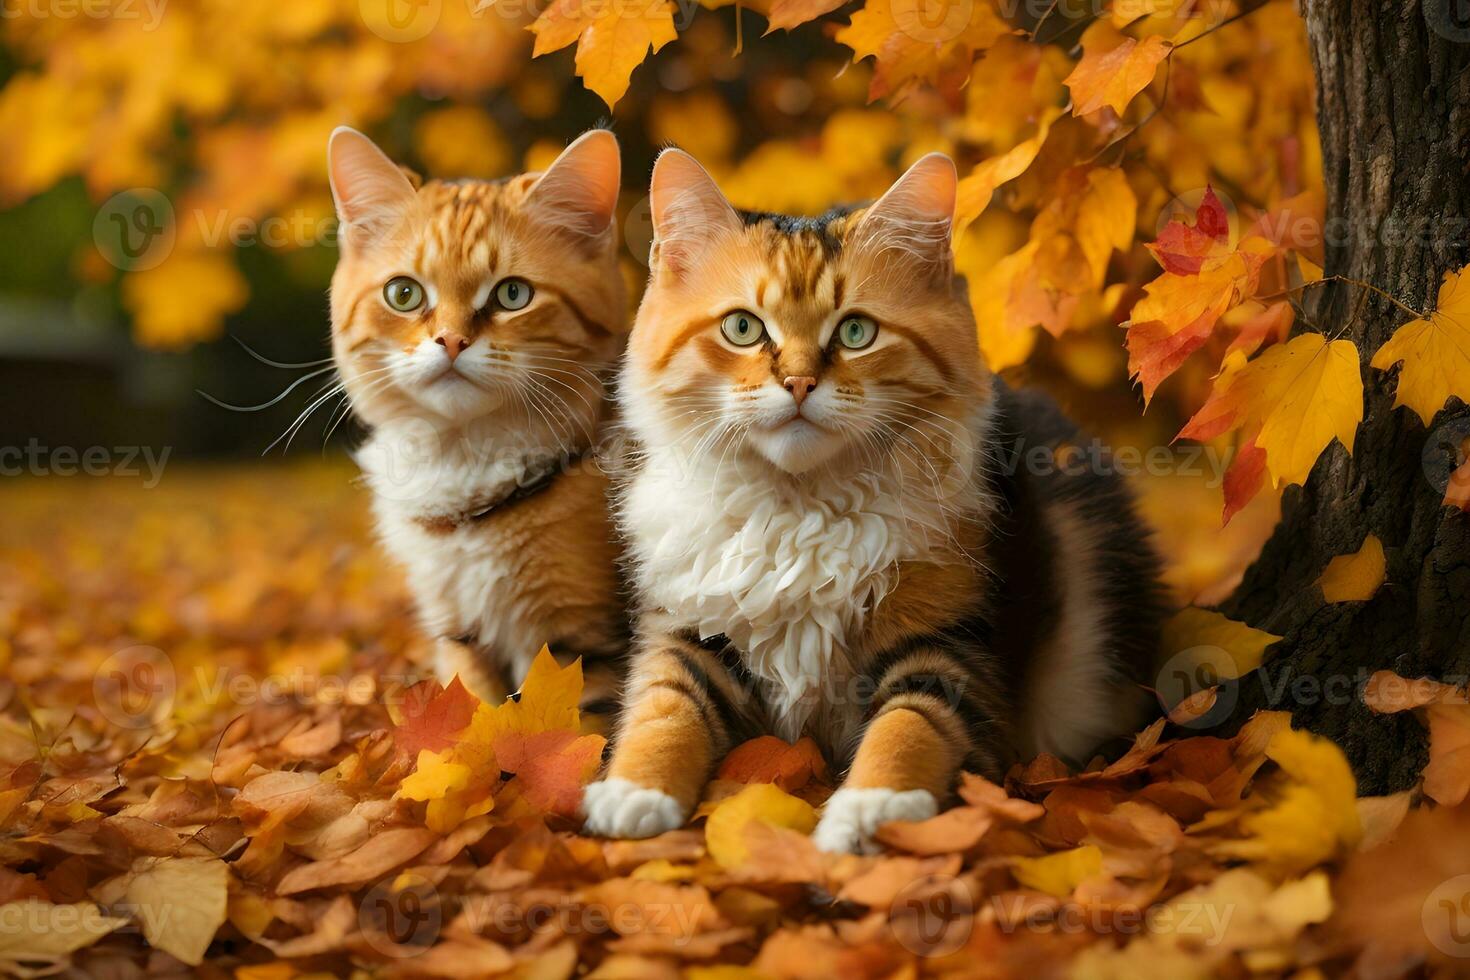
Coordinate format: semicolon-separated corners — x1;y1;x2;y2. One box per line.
812;787;938;854
582;778;686;839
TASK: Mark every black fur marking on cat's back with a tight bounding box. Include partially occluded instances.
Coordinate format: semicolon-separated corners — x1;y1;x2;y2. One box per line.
737;205;868;254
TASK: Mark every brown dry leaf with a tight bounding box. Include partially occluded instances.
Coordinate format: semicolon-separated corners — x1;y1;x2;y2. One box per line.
1072;868;1331;978
837;854;962;908
1423;703;1470;805
1361;669;1466;713
1325;801;1470;974
727;821;829;885
874;804;992;855
0;900;127;967
276;826;438;895
955;772;1045;823
1355;791;1412;851
579;878;726;942
96;856;229;966
1167;686;1219;725
384;936;514;977
1362;670;1470;804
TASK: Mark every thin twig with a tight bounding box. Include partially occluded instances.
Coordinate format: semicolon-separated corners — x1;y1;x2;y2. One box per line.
1254;274;1428;321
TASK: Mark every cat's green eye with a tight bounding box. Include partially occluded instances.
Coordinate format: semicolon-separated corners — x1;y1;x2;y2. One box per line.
837;315;878;351
495;278;533;311
383;276;425;313
720;310;766;347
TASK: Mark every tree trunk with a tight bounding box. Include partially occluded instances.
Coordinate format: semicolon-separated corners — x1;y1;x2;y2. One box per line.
1216;0;1470;794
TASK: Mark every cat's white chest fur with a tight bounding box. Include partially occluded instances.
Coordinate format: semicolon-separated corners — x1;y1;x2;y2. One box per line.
622;453;941;740
356;421;544;683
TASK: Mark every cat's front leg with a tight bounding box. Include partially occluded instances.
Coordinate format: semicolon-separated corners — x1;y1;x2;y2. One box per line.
433;636;508;705
813;642;1009;854
582;630;752;839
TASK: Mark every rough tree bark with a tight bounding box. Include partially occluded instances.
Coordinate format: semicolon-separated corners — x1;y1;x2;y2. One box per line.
1218;0;1470;794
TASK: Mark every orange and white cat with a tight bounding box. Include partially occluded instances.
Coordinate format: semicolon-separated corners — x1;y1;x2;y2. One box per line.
327;127;629;712
583;150;1163;851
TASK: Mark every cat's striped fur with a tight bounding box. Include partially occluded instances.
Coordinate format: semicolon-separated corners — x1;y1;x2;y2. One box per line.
327;128;629;713
583;150;1163;851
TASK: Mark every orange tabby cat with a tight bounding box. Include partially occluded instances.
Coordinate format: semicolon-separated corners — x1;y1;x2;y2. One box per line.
582;150;1163;850
327;127;628;712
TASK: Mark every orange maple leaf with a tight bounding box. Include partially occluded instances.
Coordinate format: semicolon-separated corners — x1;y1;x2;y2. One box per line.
513;731;608;818
1222;434;1267;526
763;0;846;32
1148;185;1231;275
1177;334;1363;490
1065;24;1172;117
392;677;479;759
717;736;828;792
529;0;678;108
1447;438;1470;513
1126;199;1277;402
837;0;1016;101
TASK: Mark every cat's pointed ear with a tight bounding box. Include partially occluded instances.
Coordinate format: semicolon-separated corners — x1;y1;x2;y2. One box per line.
649;148;743;279
328;127;418;249
852;152;956;278
526;129;622;238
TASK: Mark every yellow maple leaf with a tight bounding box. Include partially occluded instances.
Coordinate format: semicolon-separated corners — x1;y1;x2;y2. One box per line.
468;646;582;754
1316;534;1387;603
1073;167;1137;287
1012;844;1103;897
1179;333;1363;489
1065;23;1173;117
1253;336;1363;487
529;0;677;108
1161;608;1283;681
399;749;473;802
954;106;1063;235
706;784;818;869
1369;266;1470;425
954;213;1038;370
963;36;1073;148
1214;728;1360;878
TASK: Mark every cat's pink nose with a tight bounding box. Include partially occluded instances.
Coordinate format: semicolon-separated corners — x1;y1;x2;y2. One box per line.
435;332;470;362
784;376;817;407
